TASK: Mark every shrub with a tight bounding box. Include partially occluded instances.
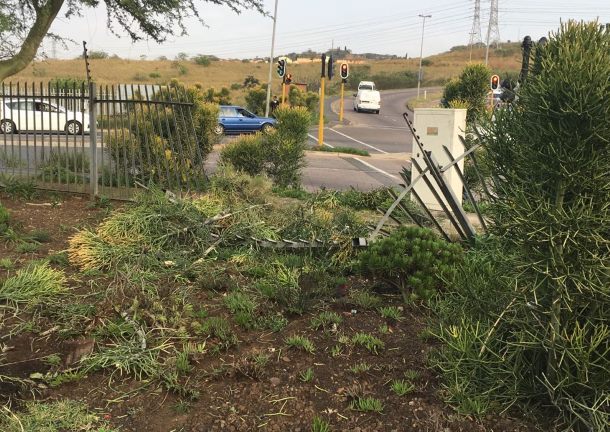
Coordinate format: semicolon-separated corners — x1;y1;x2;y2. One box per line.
220;106;309;188
434;22;610;430
192;55;211;66
358;226;463;302
220;134;267;177
88;50;109;59
48;77;87;90
243;75;260;88
288;86;319;114
442;63;491;122
149;72;161;79
264;106;309;187
106;81;218;187
245;87;267;116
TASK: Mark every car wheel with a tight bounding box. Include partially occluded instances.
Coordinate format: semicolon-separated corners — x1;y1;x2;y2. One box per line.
213;124;224;136
0;119;16;134
261;123;275;134
376;110;380;114
65;120;82;135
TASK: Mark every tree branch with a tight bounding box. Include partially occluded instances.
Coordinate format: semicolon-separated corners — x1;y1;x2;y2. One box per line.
0;0;64;81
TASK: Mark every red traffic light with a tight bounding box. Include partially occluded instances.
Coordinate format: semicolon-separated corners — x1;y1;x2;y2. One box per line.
340;63;349;79
285;73;292;85
490;74;500;90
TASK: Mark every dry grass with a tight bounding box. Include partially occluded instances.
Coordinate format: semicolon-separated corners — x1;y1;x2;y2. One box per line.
12;44;522;98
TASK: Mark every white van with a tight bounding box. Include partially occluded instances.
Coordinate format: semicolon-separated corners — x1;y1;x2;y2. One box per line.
353;81;381;114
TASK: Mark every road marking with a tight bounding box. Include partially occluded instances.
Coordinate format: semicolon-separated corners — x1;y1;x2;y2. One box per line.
307;133;334;148
350;157;399;180
327;128;388;154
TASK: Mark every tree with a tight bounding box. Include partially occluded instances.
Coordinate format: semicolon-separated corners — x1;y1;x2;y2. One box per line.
0;0;264;81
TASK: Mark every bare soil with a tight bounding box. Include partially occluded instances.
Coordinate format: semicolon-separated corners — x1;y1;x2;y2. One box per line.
0;193;542;432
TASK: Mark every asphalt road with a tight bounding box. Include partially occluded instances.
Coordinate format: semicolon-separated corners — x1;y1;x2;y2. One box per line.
1;89;429;191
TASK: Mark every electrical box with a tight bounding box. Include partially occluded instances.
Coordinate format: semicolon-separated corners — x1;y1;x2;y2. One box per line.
411;108;467;211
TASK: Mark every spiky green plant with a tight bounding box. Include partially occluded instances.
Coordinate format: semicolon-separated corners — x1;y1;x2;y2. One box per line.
352;332;384;355
434;22;610;431
285;335;315;354
390;379;415;396
310;311;342;331
349;396;383;413
0;262;67;306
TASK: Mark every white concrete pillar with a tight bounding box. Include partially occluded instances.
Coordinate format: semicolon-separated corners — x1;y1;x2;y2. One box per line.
411;108;467;211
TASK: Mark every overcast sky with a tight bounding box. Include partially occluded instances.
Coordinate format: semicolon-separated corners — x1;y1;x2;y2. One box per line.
44;0;610;60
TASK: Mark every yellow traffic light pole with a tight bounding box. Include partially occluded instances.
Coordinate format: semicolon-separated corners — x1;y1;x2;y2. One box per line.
339;81;345;122
281;82;286;106
318;77;325;147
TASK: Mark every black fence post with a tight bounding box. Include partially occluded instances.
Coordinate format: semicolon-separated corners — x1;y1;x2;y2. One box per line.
89;82;98;197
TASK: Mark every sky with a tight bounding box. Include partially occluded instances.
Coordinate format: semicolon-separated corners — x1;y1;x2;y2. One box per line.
43;0;610;60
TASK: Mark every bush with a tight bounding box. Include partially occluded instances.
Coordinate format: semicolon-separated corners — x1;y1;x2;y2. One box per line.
288;87;319;114
220;106;309;188
106;81;219;187
149;72;161;79
88;50;109;59
434;22;610;430
48;77;87;90
245;87;267;116
358;226;463;302
442;63;491;122
192;55;211;66
172;62;188;76
220;134;267;177
243;75;260;88
265;106;309;187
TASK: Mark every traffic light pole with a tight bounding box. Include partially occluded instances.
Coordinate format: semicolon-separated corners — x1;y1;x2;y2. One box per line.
318;77;325;147
264;0;279;118
339;80;345;122
281;81;286;106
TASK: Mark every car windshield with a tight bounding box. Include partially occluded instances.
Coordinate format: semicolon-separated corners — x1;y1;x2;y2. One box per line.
359;85;373;90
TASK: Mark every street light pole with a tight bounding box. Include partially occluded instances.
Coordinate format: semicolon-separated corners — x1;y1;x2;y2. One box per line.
264;0;279;118
417;14;431;99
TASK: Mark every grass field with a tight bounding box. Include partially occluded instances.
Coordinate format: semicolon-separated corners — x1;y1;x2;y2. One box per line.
12;44;522;96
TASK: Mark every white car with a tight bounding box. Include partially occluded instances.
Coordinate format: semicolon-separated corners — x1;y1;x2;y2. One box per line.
0;99;89;135
353;81;381;114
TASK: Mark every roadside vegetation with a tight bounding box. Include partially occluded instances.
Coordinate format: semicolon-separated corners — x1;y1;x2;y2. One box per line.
0;22;606;432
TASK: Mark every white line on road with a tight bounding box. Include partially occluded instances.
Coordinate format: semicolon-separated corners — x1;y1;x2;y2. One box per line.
327;128;388;154
307;133;334;148
350;157;399;180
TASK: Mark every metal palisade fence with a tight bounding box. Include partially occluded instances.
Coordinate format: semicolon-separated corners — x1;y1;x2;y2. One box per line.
0;82;206;199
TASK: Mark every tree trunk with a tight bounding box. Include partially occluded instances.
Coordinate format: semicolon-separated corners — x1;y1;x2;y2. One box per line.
0;0;65;81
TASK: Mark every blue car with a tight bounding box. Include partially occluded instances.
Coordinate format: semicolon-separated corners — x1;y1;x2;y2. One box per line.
215;105;276;135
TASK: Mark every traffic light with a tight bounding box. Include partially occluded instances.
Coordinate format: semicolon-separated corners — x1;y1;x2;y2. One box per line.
327;55;334;80
490;74;500;90
340;63;349;80
277;59;286;78
284;73;292;85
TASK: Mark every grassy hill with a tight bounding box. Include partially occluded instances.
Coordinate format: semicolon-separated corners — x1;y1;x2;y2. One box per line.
7;43;522;103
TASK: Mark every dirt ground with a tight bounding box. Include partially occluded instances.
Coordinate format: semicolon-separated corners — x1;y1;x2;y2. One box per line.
0;193;543;432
